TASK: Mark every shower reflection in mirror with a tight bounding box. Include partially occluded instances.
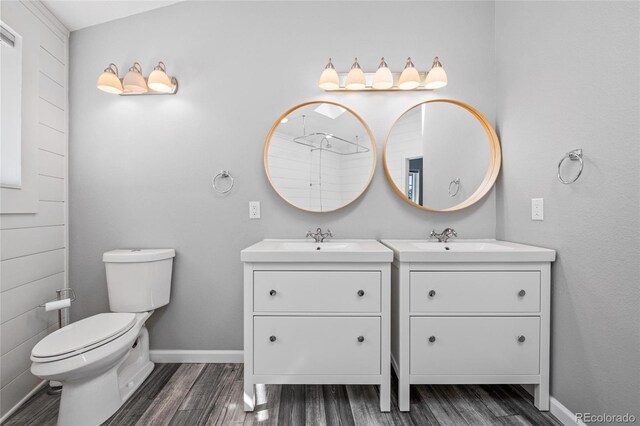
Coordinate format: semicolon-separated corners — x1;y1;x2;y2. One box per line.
265;102;375;213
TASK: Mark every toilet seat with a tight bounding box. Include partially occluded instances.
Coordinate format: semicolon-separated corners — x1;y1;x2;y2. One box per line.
32;313;136;362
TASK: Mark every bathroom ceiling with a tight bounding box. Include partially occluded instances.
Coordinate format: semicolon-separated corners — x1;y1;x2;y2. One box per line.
42;0;185;31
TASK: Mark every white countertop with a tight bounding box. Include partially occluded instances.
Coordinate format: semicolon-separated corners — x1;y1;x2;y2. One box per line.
380;239;556;262
241;239;394;263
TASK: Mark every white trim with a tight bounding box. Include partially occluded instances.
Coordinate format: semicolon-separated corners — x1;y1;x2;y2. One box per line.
149;350;243;364
390;353;399;376
520;385;583;426
550;396;585;426
0;380;47;424
20;1;70;37
61;0;70;328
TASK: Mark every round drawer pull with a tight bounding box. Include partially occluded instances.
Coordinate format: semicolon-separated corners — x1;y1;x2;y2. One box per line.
357;336;365;343
357;290;365;297
428;290;436;298
269;335;277;342
518;289;526;297
428;336;436;343
269;289;277;296
517;335;526;343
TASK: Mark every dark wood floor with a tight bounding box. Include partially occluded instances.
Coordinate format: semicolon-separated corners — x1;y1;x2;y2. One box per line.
5;363;561;426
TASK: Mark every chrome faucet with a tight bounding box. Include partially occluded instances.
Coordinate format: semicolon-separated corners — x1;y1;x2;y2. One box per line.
306;228;333;243
430;228;457;243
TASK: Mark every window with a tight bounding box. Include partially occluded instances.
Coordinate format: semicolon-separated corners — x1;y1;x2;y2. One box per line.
1;22;23;188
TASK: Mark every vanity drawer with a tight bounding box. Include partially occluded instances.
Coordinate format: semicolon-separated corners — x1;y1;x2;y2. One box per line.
253;316;380;375
410;317;540;375
410;271;540;313
254;271;381;312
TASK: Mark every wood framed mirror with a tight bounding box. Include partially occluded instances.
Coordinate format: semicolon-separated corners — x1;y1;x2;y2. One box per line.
383;99;501;212
264;101;376;213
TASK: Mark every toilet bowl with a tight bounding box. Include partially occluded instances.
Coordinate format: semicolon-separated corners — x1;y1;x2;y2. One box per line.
31;312;153;425
31;249;175;426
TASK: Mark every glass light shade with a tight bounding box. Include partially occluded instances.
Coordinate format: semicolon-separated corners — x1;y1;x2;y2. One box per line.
345;58;365;90
96;70;123;94
372;58;393;89
123;63;148;93
318;67;339;90
345;68;365;90
399;57;420;90
425;64;448;89
148;68;173;92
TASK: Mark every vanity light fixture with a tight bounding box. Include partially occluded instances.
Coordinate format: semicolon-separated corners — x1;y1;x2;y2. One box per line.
318;56;448;91
122;62;148;93
424;56;448;89
345;58;366;90
148;61;177;93
398;57;420;90
372;57;393;89
96;63;123;94
318;58;339;90
96;61;178;96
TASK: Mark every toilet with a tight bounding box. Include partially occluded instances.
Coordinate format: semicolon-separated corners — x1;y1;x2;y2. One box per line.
31;249;175;426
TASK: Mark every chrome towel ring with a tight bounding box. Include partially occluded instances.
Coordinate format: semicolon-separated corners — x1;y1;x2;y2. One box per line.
448;177;460;197
557;149;583;184
212;170;234;194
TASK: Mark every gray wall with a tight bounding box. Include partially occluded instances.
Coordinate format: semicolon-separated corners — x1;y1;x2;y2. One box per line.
69;1;497;350
495;1;639;419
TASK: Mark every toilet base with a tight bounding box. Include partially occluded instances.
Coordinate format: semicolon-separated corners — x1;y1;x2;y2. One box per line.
57;326;153;426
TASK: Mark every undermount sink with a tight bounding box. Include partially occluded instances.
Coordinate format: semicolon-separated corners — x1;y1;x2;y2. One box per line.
241;239;393;262
381;239;556;262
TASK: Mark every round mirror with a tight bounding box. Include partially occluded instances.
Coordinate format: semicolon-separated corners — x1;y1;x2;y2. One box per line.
383;99;501;212
264;101;376;212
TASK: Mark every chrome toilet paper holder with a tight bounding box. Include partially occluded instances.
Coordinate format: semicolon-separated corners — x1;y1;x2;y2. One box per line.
38;288;76;308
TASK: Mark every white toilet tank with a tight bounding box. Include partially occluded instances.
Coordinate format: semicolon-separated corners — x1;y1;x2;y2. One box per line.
103;249;175;313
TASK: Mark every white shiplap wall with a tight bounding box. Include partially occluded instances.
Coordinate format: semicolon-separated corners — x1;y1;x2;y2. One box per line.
0;1;68;420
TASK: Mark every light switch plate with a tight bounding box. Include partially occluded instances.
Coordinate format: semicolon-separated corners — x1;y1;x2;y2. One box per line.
249;201;261;219
531;198;544;221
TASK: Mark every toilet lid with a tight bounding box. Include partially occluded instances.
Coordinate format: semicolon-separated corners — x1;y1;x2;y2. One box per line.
32;313;136;358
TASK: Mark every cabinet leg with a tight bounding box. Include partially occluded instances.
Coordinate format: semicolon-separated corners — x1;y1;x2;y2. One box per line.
380;380;390;412
398;378;410;412
243;381;255;412
534;383;550;411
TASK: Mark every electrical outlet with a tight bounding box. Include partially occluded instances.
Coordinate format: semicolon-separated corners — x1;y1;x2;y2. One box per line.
531;198;544;221
249;201;261;219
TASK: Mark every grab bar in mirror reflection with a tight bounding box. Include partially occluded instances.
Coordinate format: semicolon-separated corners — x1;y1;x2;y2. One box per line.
449;178;460;197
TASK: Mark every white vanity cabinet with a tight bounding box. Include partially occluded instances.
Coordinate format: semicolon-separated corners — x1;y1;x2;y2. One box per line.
381;240;556;412
241;239;393;412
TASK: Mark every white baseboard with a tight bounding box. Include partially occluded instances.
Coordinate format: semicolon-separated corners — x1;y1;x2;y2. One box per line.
149;350;243;364
390;353;399;376
549;396;585;426
519;385;584;426
0;380;46;424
